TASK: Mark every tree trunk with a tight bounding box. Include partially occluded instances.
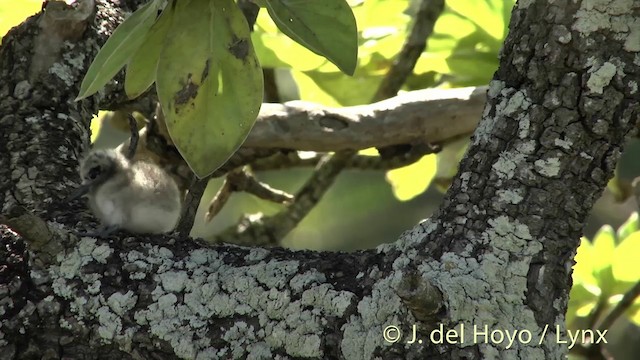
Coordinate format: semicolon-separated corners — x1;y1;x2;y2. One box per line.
1;0;637;359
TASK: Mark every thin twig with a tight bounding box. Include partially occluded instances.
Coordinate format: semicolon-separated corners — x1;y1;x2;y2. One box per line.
597;280;640;331
251;143;440;171
372;0;445;102
126;113;139;160
263;68;281;103
175;177;209;236
204;176;234;222
229;167;293;204
204;167;293;222
215;150;356;246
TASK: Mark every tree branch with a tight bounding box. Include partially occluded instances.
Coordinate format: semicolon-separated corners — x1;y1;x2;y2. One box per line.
246;86;485;151
2;1;640;359
372;0;445;101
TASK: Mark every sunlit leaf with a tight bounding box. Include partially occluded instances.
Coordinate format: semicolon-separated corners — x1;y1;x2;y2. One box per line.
592;226;615;272
386;154;437;201
572;237;597;287
434;137;468;192
125;3;174;99
0;0;41;41
89;112;106;143
568;282;600;323
447;0;512;40
415;1;513;87
156;0;263;178
630;301;640;326
265;0;358;75
292;70;383;106
612;231;640;282
592;225;616;295
358;147;378;156
617;212;638;243
252;11;327;70
77;0;160;100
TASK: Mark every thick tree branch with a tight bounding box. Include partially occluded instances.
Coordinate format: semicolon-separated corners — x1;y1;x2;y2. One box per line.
2;1;639;359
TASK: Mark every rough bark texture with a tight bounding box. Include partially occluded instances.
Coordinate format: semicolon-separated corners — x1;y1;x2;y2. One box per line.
1;0;638;359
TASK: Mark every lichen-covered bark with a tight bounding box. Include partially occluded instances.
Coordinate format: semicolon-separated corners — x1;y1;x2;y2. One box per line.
1;0;638;359
386;0;639;358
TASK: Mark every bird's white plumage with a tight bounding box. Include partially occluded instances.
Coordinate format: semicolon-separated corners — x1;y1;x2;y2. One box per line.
79;149;181;234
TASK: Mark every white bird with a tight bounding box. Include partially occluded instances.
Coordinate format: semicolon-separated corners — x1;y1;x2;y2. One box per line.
73;149;181;236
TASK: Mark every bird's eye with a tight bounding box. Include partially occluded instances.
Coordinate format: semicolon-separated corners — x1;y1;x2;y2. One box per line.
87;166;101;180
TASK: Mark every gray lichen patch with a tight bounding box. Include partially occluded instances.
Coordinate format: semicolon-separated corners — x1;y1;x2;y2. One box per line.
38;242;359;359
341;271;406;360
492;151;528;180
415;216;545;357
496;189;524;204
475;85;532;145
587;61;617;94
49;62;76;87
572;0;634;34
534;157;561;177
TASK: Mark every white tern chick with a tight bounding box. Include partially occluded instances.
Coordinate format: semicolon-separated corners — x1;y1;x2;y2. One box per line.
76;149;181;236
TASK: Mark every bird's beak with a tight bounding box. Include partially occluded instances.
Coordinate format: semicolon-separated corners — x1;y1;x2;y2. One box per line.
67;183;92;201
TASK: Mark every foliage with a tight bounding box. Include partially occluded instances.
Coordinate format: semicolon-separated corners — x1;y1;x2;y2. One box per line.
568;213;640;330
77;0;358;178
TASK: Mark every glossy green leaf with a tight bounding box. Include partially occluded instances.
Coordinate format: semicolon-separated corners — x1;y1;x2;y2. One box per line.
125;3;174;99
77;1;160;100
156;0;263;178
265;0;357;75
612;231;640;282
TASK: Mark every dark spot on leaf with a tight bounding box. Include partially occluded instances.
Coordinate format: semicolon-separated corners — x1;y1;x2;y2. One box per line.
174;74;199;106
202;59;210;81
229;37;249;60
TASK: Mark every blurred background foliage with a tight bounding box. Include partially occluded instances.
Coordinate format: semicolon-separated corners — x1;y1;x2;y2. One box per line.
3;1;638;357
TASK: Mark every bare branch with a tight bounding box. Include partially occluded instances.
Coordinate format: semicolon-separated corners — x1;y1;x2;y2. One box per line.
204;167;293;222
217;151;355;246
372;0;445;101
251;143;440;171
597;280;640;331
246;86;485;151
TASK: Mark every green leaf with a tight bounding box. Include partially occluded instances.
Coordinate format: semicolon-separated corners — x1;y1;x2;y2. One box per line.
630;301;640;326
292;70;382;106
156;0;263;178
434;137;469;192
414;0;513;87
77;0;160;100
385;155;437;201
572;237;597;287
612;231;640;282
125;3;174;99
592;225;616;294
617;212;638;243
252;12;327;71
265;0;357;75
